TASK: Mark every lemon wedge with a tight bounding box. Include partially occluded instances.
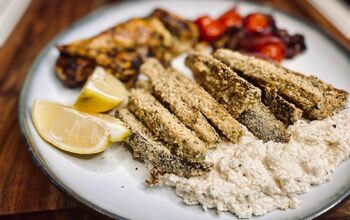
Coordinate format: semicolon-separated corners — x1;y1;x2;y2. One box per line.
32;99;130;154
93;114;130;142
74;67;128;113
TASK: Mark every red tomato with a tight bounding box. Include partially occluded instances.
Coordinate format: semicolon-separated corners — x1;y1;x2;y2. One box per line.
196;15;226;42
257;43;285;62
195;15;214;28
243;13;271;34
218;9;242;28
199;21;226;42
238;36;283;51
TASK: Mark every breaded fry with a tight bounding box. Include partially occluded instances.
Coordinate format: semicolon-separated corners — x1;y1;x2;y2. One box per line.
166;67;243;143
185;53;289;142
213;50;322;110
116;108;211;183
185;52;261;117
261;86;302;126
238;102;290;142
128;89;208;163
282;70;349;119
213;49;348;120
141;59;219;145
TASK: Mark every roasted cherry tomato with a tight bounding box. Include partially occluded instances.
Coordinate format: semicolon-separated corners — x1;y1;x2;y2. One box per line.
218;9;242;28
195;15;214;28
200;21;226;42
243;13;272;34
257;42;285;62
238;36;282;51
196;15;226;42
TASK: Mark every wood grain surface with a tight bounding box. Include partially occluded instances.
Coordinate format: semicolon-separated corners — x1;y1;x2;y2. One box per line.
0;0;348;219
0;0;113;219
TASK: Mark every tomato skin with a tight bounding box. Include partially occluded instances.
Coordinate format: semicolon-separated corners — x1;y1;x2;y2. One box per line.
195;15;214;28
199;20;226;42
218;9;242;28
243;13;272;34
196;15;226;42
238;35;282;51
257;43;285;62
194;10;293;62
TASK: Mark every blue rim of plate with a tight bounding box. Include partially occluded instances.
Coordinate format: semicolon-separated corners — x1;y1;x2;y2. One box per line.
18;1;350;219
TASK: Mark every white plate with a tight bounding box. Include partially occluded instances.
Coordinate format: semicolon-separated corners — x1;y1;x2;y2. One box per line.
19;1;350;219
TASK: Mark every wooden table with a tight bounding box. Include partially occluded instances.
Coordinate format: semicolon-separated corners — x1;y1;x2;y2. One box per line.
0;0;348;219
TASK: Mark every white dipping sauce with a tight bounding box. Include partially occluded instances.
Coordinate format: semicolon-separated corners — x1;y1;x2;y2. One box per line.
160;111;350;218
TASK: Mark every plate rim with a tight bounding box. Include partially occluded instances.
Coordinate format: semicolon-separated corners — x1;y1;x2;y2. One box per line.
18;1;350;220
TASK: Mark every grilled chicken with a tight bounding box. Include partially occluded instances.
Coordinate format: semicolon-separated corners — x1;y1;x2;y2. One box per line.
55;54;96;87
185;52;290;142
116;108;211;183
56;17;173;86
213;49;348;120
55;9;199;87
150;8;199;49
141;59;219;145
128;89;208;163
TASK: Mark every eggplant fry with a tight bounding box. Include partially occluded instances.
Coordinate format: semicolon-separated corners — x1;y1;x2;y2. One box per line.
128;89;208;163
261;86;302;126
238;102;290;142
213;49;348;120
165;67;243;143
140;58;242;143
141;59;219;145
186;51;301;124
185;52;289;142
116;108;211;183
282;69;349;120
213;49;321;111
185;53;261;117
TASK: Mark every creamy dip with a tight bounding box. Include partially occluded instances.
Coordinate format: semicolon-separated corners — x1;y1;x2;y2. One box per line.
160;111;350;218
